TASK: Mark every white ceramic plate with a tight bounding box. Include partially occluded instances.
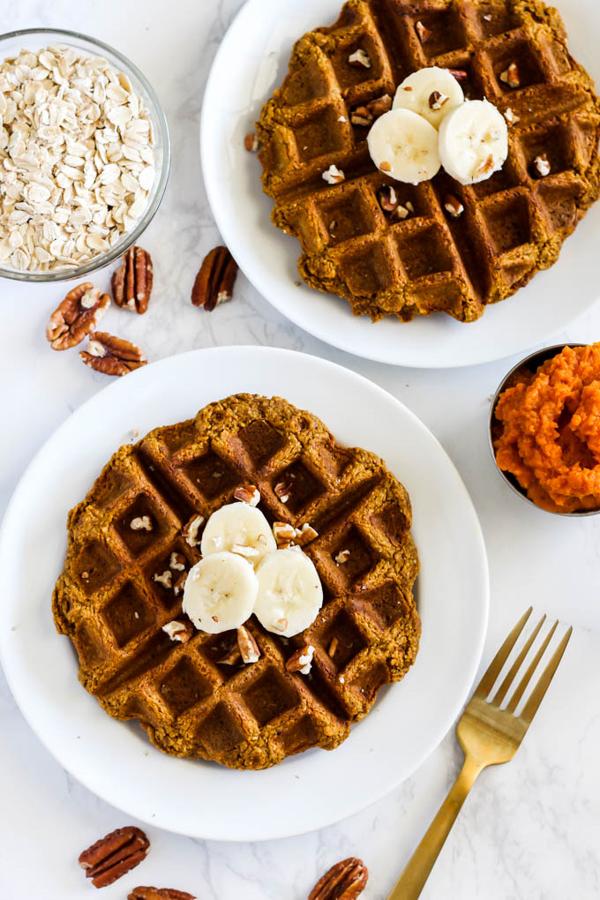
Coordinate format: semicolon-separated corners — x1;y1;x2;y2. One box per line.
0;347;488;841
201;0;600;368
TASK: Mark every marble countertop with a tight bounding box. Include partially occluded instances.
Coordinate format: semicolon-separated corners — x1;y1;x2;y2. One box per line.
1;1;600;897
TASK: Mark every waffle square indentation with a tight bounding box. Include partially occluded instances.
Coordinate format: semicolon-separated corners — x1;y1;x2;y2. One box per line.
197;701;247;753
320;609;367;669
182;450;238;499
318;189;378;247
274;459;325;514
76;540;121;594
293;107;349;163
159;657;212;716
239;419;286;466
411;9;468;58
483;194;532;254
114;493;170;558
395;225;454;280
332;524;376;584
103;582;154;648
242;667;299;726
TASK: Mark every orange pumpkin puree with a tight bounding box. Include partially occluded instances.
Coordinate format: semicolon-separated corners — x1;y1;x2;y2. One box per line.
494;344;600;513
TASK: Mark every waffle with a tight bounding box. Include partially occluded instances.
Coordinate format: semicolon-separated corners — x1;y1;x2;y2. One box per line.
53;395;420;770
257;0;600;322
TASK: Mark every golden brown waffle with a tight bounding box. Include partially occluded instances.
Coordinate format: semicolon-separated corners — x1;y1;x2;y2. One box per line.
53;395;420;770
257;0;600;322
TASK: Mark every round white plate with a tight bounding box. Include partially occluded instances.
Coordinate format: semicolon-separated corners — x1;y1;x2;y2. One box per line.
0;347;488;841
201;0;600;368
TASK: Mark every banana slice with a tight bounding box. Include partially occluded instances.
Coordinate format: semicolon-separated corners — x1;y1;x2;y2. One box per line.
201;502;276;565
182;551;258;634
367;108;441;185
393;66;464;128
255;548;323;638
439;99;508;185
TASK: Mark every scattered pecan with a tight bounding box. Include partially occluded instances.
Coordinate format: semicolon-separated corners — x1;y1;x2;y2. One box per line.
348;49;371;69
415;20;431;43
46;283;110;351
79;826;150;889
273;521;298;546
182;514;205;548
244;132;260;153
129;889;196;900
237;625;261;664
444;195;465;218
377;184;399;214
448;68;468;82
350;106;373;127
234;483;261;506
335;549;351;564
499;62;520;88
429;90;448;110
274;480;292;504
286;644;315;675
367;94;392;118
80;332;147;377
533;153;551;177
308;857;368;900
111;246;154;314
191;245;239;311
162;620;194;643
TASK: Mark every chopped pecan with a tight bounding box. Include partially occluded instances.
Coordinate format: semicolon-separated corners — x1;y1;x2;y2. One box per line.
308;857;368;900
129;889;196;900
350;106;373;127
286;644;315;675
367;94;392;118
191;245;239;311
533;153;551;177
79;826;150;889
162;620;194;643
111;246;154;314
244;132;260;153
444;195;464;218
237;625;261;664
500;62;520;88
234;484;261;506
448;68;468;82
80;332;147;377
429;90;448;110
273;521;298;546
335;549;351;565
377;184;398;214
182;514;205;548
274;480;292;504
46;283;110;351
415;20;431;43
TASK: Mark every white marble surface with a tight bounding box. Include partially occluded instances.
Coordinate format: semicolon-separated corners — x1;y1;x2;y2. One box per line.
1;1;600;897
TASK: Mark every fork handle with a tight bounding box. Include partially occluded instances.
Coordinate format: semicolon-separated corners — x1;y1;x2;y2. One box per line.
388;755;485;900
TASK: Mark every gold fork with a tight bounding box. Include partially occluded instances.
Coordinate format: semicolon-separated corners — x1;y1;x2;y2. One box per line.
388;608;573;900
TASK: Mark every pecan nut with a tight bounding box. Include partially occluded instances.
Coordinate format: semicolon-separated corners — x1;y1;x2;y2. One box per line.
80;332;147;377
46;283;110;351
237;625;261;664
191;245;239;311
308;857;368;900
286;643;315;675
112;245;154;314
129;888;196;900
79;826;150;889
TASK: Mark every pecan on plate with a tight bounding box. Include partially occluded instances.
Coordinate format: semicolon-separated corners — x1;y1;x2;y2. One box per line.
79;826;149;889
80;332;147;377
191;245;239;311
308;857;368;900
129;888;196;900
46;283;110;351
112;246;154;314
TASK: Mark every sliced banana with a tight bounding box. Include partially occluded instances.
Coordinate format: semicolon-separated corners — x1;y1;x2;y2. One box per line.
438;99;508;185
200;501;276;565
367;108;441;185
255;548;323;638
182;551;258;634
393;66;464;128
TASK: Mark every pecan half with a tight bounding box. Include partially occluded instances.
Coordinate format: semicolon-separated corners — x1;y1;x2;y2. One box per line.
415;20;431;43
234;484;261;506
46;283;110;351
79;826;149;889
129;889;196;900
191;245;239;311
112;246;154;314
500;62;520;88
80;332;147;377
308;857;368;900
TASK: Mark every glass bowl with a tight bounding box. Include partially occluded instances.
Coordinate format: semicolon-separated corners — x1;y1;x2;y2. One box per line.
0;27;170;282
488;343;600;517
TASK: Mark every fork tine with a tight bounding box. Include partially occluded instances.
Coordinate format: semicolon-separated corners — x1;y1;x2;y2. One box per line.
492;614;546;706
506;620;559;714
518;626;573;724
474;607;533;699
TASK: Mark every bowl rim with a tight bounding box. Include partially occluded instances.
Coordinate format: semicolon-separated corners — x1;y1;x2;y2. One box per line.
0;26;171;283
489;342;600;518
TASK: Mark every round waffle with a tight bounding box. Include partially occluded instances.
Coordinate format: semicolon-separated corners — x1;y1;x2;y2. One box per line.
257;0;600;323
53;394;420;770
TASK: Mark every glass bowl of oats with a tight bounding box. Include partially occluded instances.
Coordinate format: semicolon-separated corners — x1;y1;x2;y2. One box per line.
0;28;170;281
